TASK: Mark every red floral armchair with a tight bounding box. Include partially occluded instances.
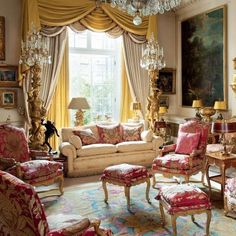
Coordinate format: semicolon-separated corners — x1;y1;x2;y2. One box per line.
152;120;209;186
224;177;236;217
0;124;64;195
0;171;112;236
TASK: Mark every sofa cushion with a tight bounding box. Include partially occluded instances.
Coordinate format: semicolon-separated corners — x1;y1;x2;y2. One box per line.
73;129;98;145
77;144;117;157
97;124;122;144
175;132;200;154
141;130;153;142
121;125;142;142
69;135;82;149
116;141;153;153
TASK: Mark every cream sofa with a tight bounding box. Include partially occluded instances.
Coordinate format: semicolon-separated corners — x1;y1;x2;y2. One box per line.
59;123;163;177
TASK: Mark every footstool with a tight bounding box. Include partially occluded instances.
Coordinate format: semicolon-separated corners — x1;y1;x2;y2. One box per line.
101;163;151;209
156;184;212;236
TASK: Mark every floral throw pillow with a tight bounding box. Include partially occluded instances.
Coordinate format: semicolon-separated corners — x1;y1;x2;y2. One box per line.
175;132;200;154
73;129;98;145
121;125;142;142
97;124;122;144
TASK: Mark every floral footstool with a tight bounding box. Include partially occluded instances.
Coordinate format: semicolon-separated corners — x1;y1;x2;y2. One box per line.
101;163;151;210
156;184;212;236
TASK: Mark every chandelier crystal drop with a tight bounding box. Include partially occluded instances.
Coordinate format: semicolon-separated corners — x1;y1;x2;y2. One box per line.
19;24;51;67
140;33;166;71
110;0;181;25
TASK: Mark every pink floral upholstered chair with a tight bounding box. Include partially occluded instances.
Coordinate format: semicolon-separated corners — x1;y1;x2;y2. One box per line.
224;177;236;217
152;120;209;186
0;124;64;195
0;171;112;236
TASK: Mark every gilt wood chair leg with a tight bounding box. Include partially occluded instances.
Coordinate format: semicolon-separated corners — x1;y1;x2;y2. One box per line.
146;178;151;203
159;202;165;226
124;186;130;209
102;180;108;203
206;209;211;236
171;215;177;236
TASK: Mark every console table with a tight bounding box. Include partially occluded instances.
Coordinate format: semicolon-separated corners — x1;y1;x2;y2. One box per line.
205;152;236;199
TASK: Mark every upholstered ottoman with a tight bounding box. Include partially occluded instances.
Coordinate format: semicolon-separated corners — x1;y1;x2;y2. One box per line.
156;184;212;236
224;177;236;217
101;163;151;209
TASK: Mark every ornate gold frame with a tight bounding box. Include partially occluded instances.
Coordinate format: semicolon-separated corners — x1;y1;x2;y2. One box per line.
0;65;18;87
0;89;17;108
0;16;5;61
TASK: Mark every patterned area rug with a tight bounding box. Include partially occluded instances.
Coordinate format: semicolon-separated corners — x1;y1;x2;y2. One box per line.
44;177;236;236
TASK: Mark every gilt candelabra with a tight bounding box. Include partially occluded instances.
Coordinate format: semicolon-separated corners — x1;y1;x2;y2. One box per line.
19;24;51;150
140;33;165;131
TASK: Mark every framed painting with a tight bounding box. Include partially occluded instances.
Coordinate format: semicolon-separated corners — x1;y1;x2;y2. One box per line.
0;65;18;87
159;96;169;108
181;6;227;107
0;16;5;60
157;68;176;94
0;89;17;108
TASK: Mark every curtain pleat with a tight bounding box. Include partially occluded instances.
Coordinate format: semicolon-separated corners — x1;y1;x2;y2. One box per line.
47;40;69;150
122;34;149;118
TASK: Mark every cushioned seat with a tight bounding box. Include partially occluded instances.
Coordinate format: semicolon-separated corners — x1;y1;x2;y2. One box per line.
116;141;153;152
101;163;151;209
156;184;212;236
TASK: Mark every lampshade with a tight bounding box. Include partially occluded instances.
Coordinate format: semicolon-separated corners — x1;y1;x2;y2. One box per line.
211;121;236;156
159;106;168;114
214;101;226;110
131;102;141;111
211;122;236;134
192;99;203;108
68;97;90;110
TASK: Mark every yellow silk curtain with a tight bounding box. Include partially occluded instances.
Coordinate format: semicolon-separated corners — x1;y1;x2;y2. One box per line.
47;41;69;150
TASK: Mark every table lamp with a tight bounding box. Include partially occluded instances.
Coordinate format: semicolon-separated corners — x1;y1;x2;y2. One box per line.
131;102;141;121
214;100;226;120
68;97;90;126
192;99;203;119
159;106;168;121
211;121;236;156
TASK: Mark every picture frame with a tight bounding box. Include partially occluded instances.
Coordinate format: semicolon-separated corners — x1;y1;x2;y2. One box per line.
0;16;5;60
181;5;227;107
0;65;18;87
0;89;17;108
157;68;176;94
159;96;169;108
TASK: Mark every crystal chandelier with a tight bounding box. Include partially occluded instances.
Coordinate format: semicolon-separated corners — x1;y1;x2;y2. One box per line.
140;33;166;70
110;0;181;25
140;33;166;131
19;24;51;67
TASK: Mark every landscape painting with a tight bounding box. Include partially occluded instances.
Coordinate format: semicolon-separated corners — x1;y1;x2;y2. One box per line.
181;6;226;107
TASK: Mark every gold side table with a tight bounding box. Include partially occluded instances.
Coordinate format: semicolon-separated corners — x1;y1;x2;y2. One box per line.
205;152;236;199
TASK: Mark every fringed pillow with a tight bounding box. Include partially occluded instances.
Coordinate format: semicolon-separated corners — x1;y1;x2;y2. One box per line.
97;124;122;144
121;125;143;142
73;129;98;145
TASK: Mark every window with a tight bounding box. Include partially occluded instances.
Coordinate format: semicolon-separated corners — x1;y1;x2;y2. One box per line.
69;29;121;125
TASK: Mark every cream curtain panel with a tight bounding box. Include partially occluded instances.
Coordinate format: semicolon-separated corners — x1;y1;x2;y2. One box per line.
122;34;149;119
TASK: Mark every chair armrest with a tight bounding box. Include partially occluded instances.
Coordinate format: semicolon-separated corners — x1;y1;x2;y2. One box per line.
0;157;16;170
161;143;176;155
152;135;164;154
59;142;77;160
190;149;203;157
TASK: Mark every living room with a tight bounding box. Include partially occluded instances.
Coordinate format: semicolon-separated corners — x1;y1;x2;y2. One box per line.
1;0;236;235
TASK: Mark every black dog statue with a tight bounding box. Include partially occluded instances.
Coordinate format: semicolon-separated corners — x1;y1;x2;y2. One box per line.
41;119;60;153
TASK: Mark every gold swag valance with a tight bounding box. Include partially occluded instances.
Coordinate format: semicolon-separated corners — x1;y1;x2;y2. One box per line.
22;0;157;40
